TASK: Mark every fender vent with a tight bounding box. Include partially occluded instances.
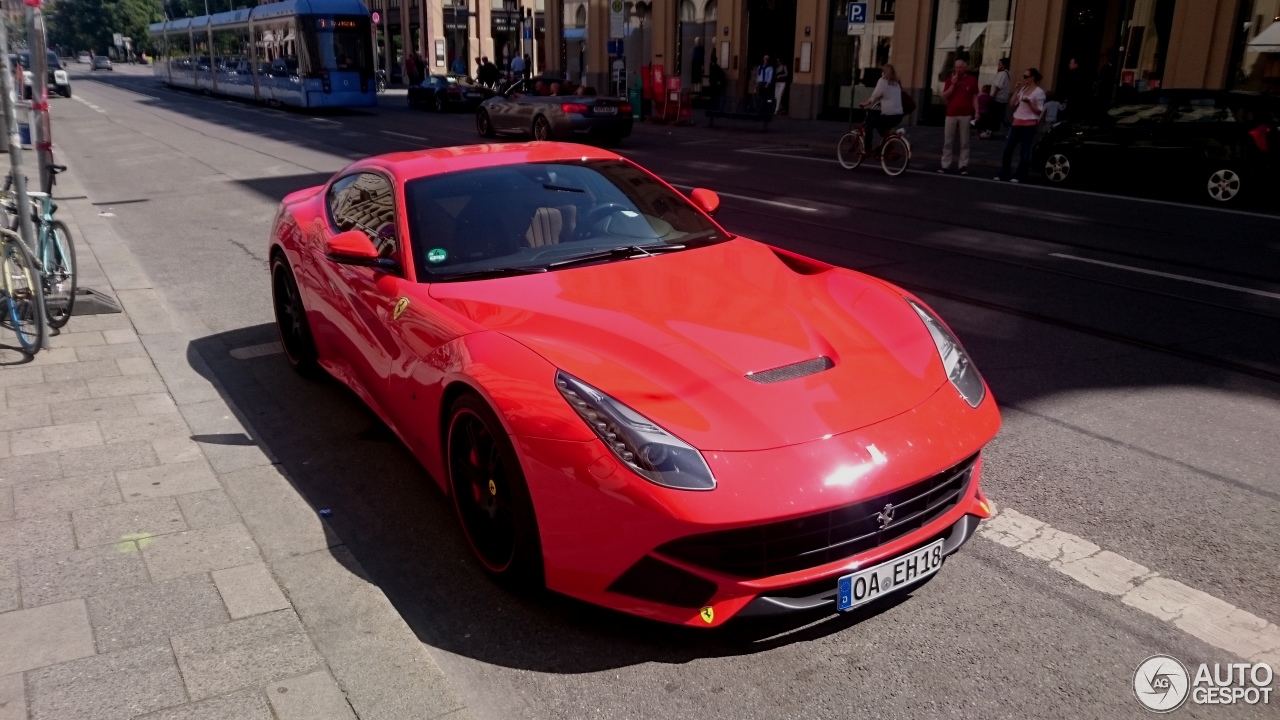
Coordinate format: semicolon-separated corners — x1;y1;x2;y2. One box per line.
746;356;835;384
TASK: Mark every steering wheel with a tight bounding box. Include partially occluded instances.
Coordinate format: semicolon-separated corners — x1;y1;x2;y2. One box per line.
577;203;632;237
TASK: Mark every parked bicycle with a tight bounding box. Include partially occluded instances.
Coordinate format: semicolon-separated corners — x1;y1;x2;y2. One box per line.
836;104;911;176
2;164;77;328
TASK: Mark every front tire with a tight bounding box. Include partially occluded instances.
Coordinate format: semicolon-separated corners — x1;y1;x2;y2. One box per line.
1205;167;1243;204
447;393;544;589
270;255;321;378
43;220;76;328
1043;151;1073;185
532;115;551;141
837;131;864;170
880;135;910;176
476;109;495;138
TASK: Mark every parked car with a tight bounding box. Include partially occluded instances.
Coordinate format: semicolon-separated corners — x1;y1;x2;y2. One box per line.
91;56;113;71
10;51;70;98
408;74;493;112
476;76;633;144
1034;90;1280;205
77;51;91;64
267;142;999;627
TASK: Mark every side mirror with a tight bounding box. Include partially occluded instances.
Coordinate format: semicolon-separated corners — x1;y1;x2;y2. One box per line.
689;188;720;216
325;230;398;271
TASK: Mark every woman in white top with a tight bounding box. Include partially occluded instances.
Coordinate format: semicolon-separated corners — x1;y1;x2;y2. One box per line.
998;67;1045;183
860;63;905;152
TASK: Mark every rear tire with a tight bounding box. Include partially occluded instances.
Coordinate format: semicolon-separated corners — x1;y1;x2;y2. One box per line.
270;255;321;378
476;109;495;138
447;392;544;590
43;220;76;329
837;132;864;170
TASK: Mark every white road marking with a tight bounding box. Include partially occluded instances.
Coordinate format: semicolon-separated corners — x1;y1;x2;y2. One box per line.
736;146;838;164
980;507;1280;671
1049;253;1280;301
381;130;429;141
229;341;283;359
307;117;342;126
680;138;721;145
669;183;819;212
72;96;105;114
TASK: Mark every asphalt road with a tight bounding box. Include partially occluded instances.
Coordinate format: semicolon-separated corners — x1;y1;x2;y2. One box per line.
48;66;1280;719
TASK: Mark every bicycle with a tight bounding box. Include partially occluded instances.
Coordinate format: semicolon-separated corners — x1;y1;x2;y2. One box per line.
836;105;911;176
1;165;76;328
0;227;45;353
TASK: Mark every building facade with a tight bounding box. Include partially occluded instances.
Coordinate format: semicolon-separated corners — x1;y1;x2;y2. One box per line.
368;0;1279;120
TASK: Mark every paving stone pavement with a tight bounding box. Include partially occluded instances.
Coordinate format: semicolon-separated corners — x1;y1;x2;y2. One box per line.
0;157;471;718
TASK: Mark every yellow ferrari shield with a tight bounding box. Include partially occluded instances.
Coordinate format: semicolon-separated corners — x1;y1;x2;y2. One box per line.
699;606;714;624
392;297;410;320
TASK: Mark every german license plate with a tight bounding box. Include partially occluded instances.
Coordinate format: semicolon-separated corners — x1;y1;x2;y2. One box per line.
837;539;944;612
466;93;481;99
594;106;618;114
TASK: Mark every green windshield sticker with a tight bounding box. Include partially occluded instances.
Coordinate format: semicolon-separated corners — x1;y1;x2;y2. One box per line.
427;248;448;263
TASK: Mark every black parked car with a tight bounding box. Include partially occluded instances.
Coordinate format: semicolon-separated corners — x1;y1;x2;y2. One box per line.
408;75;494;112
1034;90;1280;205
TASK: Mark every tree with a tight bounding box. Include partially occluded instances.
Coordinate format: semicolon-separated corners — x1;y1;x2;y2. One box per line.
47;0;164;55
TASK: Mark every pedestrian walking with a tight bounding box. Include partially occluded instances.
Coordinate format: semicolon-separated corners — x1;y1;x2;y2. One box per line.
692;38;705;87
405;53;420;86
990;58;1011;134
755;55;773;109
859;62;904;150
939;59;979;175
708;53;727;110
450;56;466;75
773;58;789;115
997;67;1045;183
1041;90;1061;132
511;53;526;79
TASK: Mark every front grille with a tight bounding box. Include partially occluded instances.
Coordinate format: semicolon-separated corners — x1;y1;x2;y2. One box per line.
657;454;977;578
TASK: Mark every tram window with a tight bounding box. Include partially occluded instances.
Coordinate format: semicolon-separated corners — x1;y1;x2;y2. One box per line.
257;19;303;77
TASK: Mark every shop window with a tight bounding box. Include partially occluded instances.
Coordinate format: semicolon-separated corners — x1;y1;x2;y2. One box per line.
925;0;1016;119
1230;1;1280;94
821;0;897;118
877;0;895;19
1116;0;1175;93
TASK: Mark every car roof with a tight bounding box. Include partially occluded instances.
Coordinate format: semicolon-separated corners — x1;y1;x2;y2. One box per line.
346;142;624;183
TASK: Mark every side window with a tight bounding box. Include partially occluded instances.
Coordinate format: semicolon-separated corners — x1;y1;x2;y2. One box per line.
327;173;399;258
1172;98;1235;124
1108;103;1168;126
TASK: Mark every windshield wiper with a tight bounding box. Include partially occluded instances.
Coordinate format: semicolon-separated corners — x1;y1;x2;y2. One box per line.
547;244;687;269
435;266;549;282
543;184;585;193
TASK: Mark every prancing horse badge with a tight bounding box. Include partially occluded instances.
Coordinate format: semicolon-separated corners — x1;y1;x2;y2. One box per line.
393;297;410;320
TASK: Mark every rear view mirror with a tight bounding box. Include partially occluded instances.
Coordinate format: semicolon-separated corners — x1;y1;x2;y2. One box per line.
689;188;720;216
325;230;398;271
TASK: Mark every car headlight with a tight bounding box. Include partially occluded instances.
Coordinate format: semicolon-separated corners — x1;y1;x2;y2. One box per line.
54;71;67;83
905;298;985;408
555;370;716;491
22;71;32;83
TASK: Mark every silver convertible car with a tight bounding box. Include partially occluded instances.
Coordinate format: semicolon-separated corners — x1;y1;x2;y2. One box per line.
475;77;633;144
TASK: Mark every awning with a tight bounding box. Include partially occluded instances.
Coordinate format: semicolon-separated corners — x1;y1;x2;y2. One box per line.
1248;21;1280;53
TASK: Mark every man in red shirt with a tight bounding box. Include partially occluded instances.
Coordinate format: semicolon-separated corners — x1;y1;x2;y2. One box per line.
939;59;980;175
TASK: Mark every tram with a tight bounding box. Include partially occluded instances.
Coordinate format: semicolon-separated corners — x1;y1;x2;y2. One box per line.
148;0;376;108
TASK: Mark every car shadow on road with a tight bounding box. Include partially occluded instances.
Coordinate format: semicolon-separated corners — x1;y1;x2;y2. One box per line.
188;323;934;672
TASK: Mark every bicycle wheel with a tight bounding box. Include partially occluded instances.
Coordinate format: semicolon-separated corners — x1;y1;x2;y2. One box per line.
43;220;76;328
880;135;911;177
837;132;865;170
2;234;45;353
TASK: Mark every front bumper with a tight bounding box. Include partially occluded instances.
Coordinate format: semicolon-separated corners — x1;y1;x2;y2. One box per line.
515;379;1000;627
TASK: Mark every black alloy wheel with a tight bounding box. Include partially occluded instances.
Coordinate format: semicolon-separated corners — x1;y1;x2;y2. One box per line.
447;393;543;587
532;115;551;141
270;256;321;378
476;110;495;137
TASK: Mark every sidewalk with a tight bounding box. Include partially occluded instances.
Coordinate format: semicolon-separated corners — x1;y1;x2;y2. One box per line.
631;114;1010;175
0;161;472;719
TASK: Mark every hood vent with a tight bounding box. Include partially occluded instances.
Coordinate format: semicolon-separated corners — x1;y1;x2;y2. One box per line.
745;356;835;384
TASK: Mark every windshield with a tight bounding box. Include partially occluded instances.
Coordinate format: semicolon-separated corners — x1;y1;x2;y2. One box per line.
306;15;373;74
13;52;60;69
405;160;725;280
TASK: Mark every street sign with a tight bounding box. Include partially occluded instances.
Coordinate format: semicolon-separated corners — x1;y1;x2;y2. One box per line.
371;11;380;23
846;2;866;34
523;26;532;40
609;0;625;39
113;32;123;47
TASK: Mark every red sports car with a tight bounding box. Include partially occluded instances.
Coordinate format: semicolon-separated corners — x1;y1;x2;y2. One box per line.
268;142;1000;627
